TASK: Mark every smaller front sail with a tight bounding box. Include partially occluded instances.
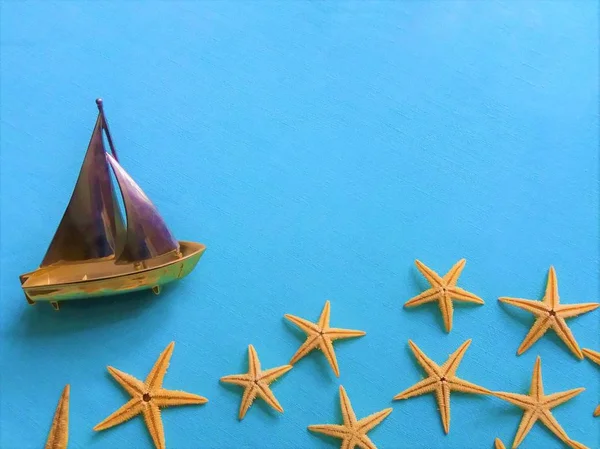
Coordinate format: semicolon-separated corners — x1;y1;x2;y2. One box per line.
106;153;179;263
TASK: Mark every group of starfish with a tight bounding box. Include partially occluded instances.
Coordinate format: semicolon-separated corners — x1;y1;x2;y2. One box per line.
42;259;598;449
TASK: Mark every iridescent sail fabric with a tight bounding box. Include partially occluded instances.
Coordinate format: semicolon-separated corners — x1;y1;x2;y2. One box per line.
41;111;125;266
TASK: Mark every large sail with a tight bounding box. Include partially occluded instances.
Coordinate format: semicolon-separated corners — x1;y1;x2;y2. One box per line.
41;112;125;266
106;153;179;263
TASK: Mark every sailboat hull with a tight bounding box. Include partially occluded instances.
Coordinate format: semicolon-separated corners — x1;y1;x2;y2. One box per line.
20;241;205;303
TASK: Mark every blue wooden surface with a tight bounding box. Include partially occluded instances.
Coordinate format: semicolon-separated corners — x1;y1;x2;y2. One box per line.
1;2;598;448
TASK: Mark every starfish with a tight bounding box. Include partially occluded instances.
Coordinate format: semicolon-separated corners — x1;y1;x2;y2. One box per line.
393;339;490;433
45;384;70;449
493;356;587;449
404;259;484;332
308;385;392;449
582;348;600;416
94;342;208;449
495;438;506;449
284;300;366;377
498;266;599;359
220;344;292;419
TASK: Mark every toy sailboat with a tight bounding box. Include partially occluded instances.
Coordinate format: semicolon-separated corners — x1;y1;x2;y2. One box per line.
19;99;206;310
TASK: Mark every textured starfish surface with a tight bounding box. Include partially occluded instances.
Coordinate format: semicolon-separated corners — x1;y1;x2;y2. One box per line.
220;344;292;419
45;384;70;449
285;300;366;377
582;348;600;417
498;266;599;359
493;356;587;449
495;438;506;449
308;385;392;449
393;339;490;434
404;259;484;332
94;342;208;449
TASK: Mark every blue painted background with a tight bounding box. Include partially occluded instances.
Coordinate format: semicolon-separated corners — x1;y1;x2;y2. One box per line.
1;2;598;448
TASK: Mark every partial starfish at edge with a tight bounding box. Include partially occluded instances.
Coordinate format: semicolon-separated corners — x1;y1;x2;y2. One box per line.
94;342;208;449
582;348;600;417
45;384;70;449
495;438;506;449
393;339;490;434
220;344;292;419
308;385;392;449
499;266;599;359
404;259;484;332
285;300;366;377
493;356;588;449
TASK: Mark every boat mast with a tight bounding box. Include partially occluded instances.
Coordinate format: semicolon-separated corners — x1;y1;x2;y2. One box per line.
96;98;118;161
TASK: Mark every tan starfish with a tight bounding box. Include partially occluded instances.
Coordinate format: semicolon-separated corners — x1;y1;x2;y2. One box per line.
493;356;587;449
284;300;366;377
94;342;208;449
495;438;506;449
582;348;600;416
45;384;70;449
404;259;484;332
498;266;599;359
220;344;292;420
308;385;392;449
393;339;490;434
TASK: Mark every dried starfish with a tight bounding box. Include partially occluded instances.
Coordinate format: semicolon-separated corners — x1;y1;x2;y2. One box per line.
495;438;506;449
582;348;600;416
220;344;292;419
308;385;392;449
393;339;490;434
404;259;484;332
493;356;587;449
45;384;70;449
498;266;599;359
94;342;208;449
284;300;366;377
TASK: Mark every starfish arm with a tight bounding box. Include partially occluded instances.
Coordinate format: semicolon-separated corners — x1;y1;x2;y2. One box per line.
407;340;442;377
93;398;144;431
357;435;379;449
259;364;293;383
552;317;584;359
498;297;548;315
318;300;331;328
308;424;349;440
495;438;506;449
220;373;251;386
284;314;320;333
142;403;165;449
441;339;471;377
438;295;454;332
582;348;600;365
393;376;438;400
326;327;366;341
247;345;261;376
256;382;284;413
492;391;535;410
238;384;257;420
404;289;440;307
516;317;552;356
442;259;466;286
320;337;341;377
594;404;600;417
434;383;451;434
289;335;321;365
567;440;591;449
529;356;544;399
145;342;174;389
448;377;491;395
153;388;209;407
341;438;356;449
339;386;358;425
448;286;485;304
538;409;572;446
556;302;600;318
415;260;444;287
107;366;145;397
357;407;393;433
544;266;560;309
542;388;584;409
511;409;539;448
45;384;70;449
